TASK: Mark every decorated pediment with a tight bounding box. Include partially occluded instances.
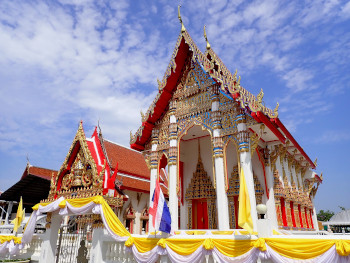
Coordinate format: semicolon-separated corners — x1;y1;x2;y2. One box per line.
48;122;105;200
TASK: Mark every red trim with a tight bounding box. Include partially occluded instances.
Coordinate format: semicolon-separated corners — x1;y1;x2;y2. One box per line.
131;38;190;150
298;205;303;228
281;198;287;227
256;148;269;199
272;118;315;169
234;196;239;229
309;209;314;229
304;207;310;228
290;201;296;227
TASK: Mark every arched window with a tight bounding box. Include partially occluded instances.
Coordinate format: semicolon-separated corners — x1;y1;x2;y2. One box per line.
140;206;149;234
124;205;135;234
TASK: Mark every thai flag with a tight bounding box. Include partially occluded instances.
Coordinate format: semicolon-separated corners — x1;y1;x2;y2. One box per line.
149;174;171;234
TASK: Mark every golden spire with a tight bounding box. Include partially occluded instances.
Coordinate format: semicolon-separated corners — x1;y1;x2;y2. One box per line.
178;5;186;33
203;25;211;50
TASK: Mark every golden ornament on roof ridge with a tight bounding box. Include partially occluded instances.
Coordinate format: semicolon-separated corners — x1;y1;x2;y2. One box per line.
178;5;186;33
203;25;211;50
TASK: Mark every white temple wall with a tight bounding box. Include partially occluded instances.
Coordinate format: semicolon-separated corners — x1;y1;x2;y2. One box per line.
121;190;149;234
297;171;303;190
251;152;268;204
224;140;238;180
274;156;284;186
291;167;299;189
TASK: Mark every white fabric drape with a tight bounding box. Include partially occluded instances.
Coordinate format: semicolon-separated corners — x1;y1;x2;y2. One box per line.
211;247;259;263
0;242;8;254
127;244;163;263
263;244;350;263
165;245;206;263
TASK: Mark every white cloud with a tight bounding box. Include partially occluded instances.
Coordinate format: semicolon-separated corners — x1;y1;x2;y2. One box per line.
313;130;350;144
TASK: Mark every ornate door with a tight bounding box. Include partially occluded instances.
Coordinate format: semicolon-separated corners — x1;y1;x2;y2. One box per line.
192;199;208;229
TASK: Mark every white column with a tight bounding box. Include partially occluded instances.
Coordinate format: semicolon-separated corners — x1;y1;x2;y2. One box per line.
149;167;157;233
168;112;178;231
214;156;230;230
238;122;258;232
211;86;230;230
168;164;178;231
265;164;278;230
39;214;61;263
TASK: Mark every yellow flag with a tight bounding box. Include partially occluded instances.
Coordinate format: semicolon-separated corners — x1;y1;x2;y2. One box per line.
12;197;24;233
238;167;253;233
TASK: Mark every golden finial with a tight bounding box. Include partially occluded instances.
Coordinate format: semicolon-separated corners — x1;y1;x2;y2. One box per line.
140;110;145;120
130;130;133;139
178;5;186;33
257;88;264;104
237;75;241;86
320;172;323;180
233;69;237;82
313;158;317;167
203;25;211;50
273;102;279;115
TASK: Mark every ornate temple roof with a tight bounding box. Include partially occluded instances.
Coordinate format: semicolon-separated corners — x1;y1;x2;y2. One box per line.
129;18;316;170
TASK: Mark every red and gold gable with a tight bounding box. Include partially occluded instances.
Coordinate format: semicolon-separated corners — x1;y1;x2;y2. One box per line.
45;121;122;207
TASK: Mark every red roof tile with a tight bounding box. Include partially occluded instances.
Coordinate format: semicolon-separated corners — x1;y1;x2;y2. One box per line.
21;166;57;180
116;174;150;193
103;140;150;178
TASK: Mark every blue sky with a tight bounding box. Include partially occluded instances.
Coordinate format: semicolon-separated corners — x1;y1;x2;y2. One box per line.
0;0;349;213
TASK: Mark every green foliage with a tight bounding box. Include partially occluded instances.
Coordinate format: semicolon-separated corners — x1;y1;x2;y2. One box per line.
339;206;346;211
317;209;334;221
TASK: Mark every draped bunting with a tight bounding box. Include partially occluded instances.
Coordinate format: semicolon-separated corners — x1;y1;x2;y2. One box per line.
1;196;350;263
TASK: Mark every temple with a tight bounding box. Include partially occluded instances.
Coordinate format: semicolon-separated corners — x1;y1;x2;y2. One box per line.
128;21;322;232
5;8;350;263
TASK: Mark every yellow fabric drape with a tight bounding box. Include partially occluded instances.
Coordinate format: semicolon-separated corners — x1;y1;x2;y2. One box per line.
212;239;255;257
238;167;253;234
99;197;130;237
166;239;205;256
32;196;130;238
131;237;160;253
336;240;350;256
0;236;22;244
32;201;51;210
265;238;336;259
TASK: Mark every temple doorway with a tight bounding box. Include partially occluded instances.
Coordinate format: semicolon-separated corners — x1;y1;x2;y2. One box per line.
179;125;217;229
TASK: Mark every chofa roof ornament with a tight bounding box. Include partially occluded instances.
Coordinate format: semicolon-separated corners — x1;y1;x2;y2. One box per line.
178;5;186;33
